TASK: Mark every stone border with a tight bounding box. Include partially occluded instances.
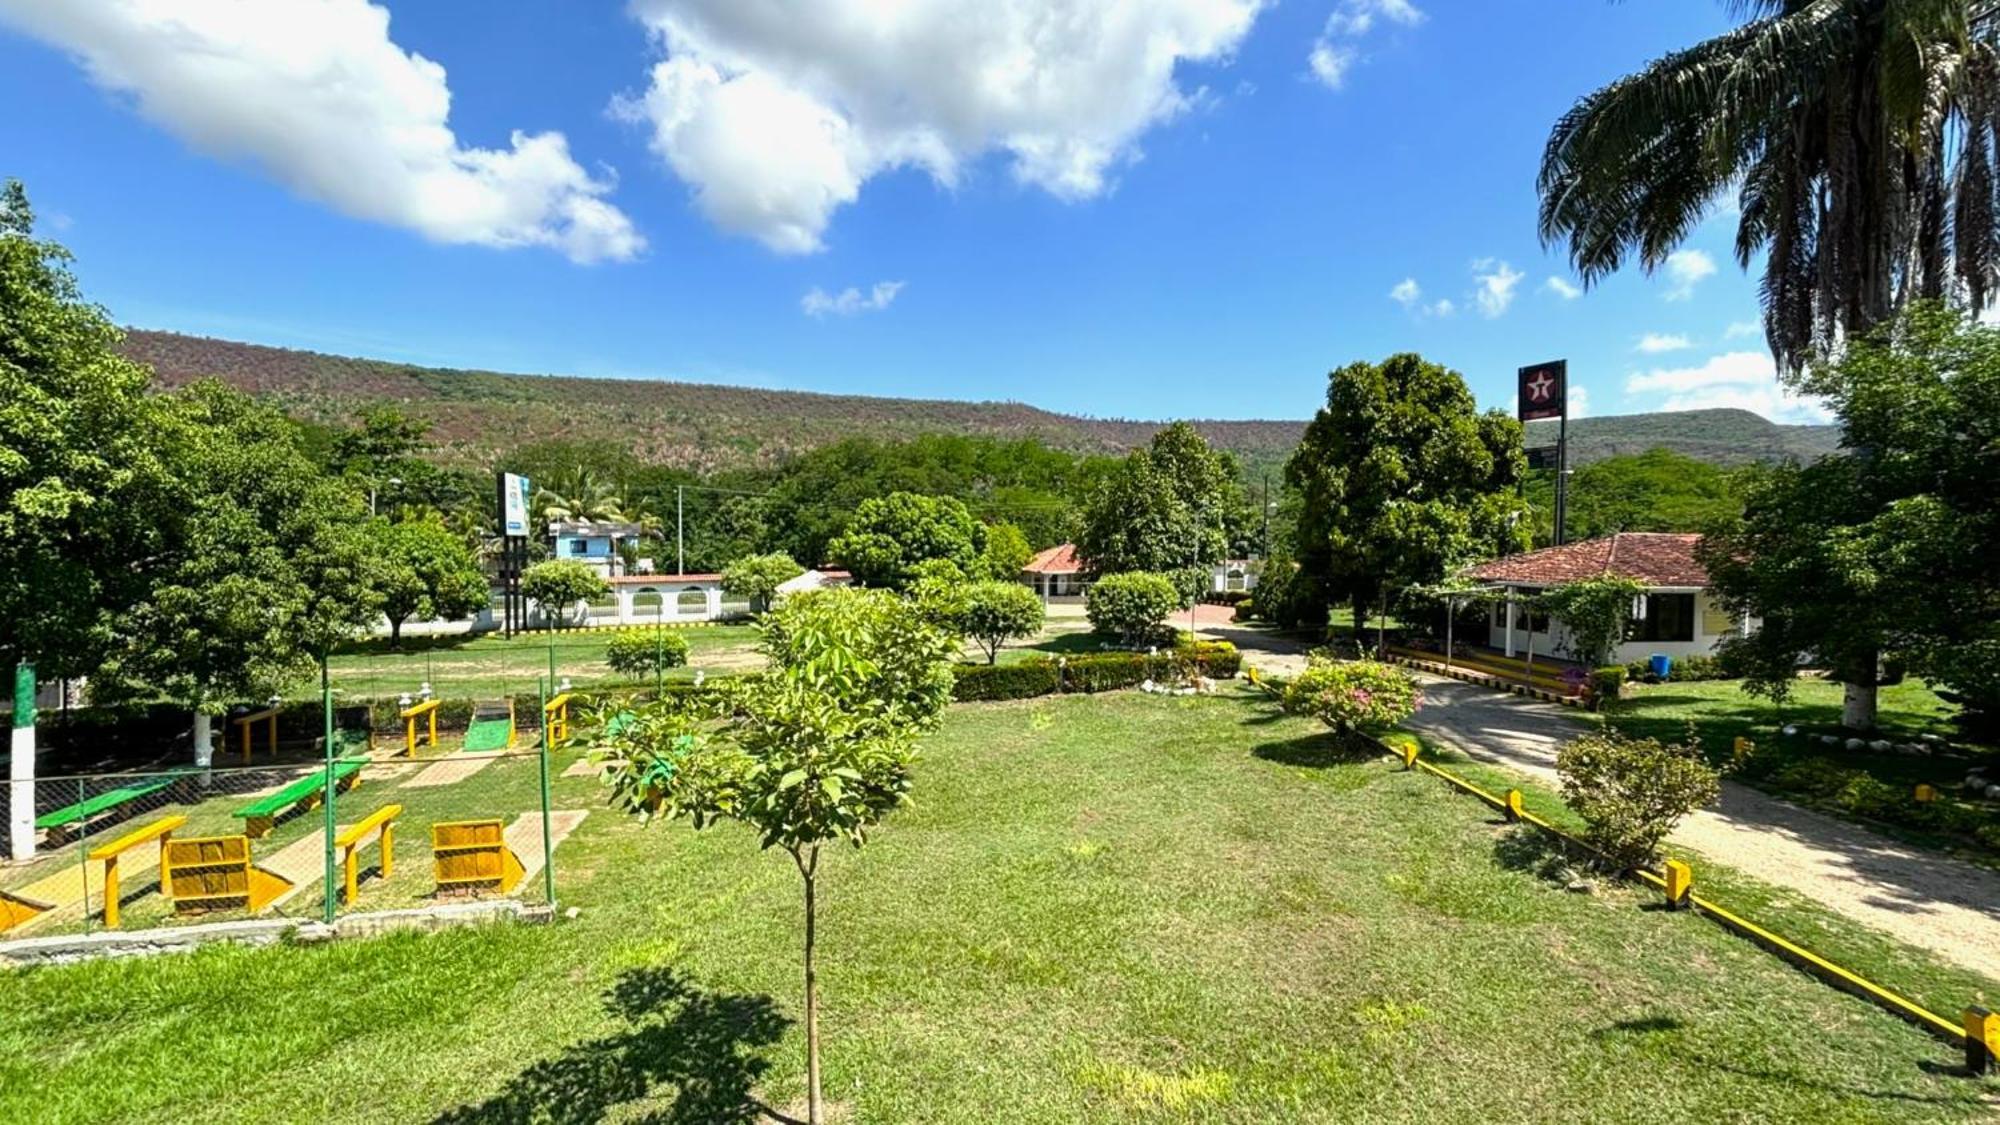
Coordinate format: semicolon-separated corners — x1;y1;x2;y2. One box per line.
0;898;555;968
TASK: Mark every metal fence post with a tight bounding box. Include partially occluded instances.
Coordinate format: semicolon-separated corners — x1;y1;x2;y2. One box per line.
322;655;336;925
76;777;90;934
537;678;555;907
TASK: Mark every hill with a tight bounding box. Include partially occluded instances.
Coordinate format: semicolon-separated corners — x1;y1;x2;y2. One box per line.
119;330;1840;473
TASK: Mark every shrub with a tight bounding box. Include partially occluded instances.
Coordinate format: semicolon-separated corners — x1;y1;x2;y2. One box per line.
1587;665;1627;709
951;660;1060;701
1086;572;1182;645
1175;638;1242;679
1668;654;1728;682
956;580;1046;664
1231;598;1256;623
1556;730;1720;869
520;560;610;628
1063;652;1173;693
1280;658;1420;732
606;629;691;677
1201;590;1254;606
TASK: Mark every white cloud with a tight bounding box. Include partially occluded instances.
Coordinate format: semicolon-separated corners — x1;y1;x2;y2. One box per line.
1635;333;1692;354
0;0;643;263
1662;248;1717;300
1625;350;1831;423
1543;275;1582;300
1428;297;1455;317
1724;319;1761;339
1568;386;1591;419
1308;0;1423;91
802;280;905;318
617;1;1260;254
1472;257;1523;318
1389;278;1422;307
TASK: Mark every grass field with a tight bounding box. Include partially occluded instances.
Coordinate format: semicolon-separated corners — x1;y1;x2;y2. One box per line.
327;626;765;701
1605;677;1999;862
3;689;1996;1122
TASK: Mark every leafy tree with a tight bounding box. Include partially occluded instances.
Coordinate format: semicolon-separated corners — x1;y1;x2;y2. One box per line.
1557;729;1720;870
371;516;490;649
594;588;957;1125
827;492;982;589
1078;424;1242;579
956;581;1046;664
1524;449;1742;544
1703;304;2000;730
0;179;160;683
1539;1;2000;370
1540;577;1648;668
1286;354;1527;639
92;382;381;763
520;559;609;630
975;521;1033;579
1085;572;1181;646
721;551;804;614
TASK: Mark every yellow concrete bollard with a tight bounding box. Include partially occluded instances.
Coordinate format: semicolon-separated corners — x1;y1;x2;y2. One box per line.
1968;1007;1997;1076
1399;740;1419;770
1732;736;1754;767
1914;783;1936;803
1503;790;1525;822
1664;858;1693;909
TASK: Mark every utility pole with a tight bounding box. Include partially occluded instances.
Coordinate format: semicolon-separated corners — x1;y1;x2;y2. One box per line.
676;485;684;576
1260;473;1270;559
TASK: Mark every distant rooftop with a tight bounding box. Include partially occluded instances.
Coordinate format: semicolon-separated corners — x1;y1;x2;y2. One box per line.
1463;533;1708;589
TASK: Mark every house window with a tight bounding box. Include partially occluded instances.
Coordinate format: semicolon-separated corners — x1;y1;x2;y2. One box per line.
1226;566;1247;591
1514;588;1549;634
1626;593;1695;643
567;539;587;557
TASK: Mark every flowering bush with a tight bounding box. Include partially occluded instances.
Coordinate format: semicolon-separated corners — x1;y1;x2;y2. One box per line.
1281;657;1421;732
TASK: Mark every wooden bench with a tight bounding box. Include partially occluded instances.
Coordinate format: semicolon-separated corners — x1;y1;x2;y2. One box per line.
163;834;294;915
232;705;281;764
88;815;187;929
401;697;442;756
34;771;193;840
335;804;401;905
233;759;366;838
432;819;526;896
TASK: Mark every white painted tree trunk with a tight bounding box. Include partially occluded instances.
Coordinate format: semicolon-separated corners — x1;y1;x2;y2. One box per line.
1842;680;1878;732
9;663;34;862
192;710;214;768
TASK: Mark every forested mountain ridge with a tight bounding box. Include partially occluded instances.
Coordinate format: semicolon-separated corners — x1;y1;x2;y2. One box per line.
121;329;1840;473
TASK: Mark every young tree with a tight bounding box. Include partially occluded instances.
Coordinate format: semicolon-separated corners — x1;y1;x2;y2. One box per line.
519;559;610;630
93;382;382;763
956;581;1046;664
721;551;804;614
1558;729;1720;870
1085;572;1181;646
371;516;490;649
1077;423;1242;580
1286;354;1527;639
595;588;956;1125
827;492;983;589
1541;577;1648;668
974;521;1033;580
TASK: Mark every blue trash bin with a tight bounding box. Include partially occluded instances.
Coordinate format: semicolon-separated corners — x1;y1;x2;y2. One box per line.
1649;653;1672;680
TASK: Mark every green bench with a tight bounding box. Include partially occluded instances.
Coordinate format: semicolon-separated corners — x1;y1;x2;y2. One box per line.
234;759;367;838
35;771;195;837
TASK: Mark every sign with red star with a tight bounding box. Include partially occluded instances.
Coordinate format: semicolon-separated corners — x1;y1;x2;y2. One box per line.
1518;360;1566;422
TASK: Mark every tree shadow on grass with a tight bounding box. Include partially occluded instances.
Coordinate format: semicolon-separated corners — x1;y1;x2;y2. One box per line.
1252;733;1378;769
432;966;795;1125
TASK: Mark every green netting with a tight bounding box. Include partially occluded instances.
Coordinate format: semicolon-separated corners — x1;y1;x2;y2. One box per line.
462;717;515;752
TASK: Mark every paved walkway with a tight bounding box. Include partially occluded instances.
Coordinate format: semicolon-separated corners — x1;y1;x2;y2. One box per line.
1212;623;2000;978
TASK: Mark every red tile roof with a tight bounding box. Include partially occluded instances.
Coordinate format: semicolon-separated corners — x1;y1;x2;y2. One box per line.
608;573;724;584
1022;543;1083;575
1463;533;1709;588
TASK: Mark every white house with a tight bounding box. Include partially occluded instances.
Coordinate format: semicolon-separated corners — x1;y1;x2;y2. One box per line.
1022;543;1086;599
1462;532;1751;665
548;520;642;577
1210;559;1259;594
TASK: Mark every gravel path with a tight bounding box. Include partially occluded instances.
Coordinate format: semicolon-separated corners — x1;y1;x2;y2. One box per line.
1213;623;2000;978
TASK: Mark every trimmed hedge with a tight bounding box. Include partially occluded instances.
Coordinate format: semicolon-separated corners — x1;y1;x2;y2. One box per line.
951;660;1061;701
947;644;1241;702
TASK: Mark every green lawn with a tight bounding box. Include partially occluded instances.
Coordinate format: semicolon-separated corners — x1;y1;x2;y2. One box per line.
2;690;1995;1122
327;626;764;701
1604;677;2000;863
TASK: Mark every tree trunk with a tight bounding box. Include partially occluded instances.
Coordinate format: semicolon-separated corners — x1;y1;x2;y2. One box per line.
986;643;998;665
798;843;824;1125
1843;679;1879;731
1352;594;1369;648
191;710;214;768
389;616;404;652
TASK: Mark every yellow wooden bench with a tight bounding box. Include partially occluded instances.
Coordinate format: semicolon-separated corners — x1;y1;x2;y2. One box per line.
401;697;442;756
0;889;51;933
432;819;525;896
88;814;187;929
542;692;573;748
164;834;294;915
335;804;401;905
232;705;281;764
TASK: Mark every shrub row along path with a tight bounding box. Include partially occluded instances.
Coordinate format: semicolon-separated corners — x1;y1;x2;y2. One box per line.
1205;619;2000;978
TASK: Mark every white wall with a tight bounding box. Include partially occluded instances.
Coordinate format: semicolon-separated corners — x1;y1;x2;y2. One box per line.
1484;589;1746;666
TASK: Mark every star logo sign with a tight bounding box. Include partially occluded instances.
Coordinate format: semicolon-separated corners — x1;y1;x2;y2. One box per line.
1527;371;1555;401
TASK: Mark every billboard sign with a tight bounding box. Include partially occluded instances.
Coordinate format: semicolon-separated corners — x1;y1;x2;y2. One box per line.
1518;360;1566;422
501;472;532;537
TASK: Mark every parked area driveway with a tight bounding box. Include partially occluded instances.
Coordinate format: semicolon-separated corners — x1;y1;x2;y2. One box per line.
1211;621;2000;978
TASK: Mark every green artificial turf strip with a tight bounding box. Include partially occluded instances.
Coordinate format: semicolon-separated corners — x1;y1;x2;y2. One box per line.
2;689;1994;1123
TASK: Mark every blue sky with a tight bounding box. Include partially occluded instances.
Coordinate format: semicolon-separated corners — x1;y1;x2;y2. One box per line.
0;1;1829;425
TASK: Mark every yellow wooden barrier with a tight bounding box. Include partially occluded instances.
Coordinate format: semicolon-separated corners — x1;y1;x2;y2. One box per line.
1662;858;1693;909
432;819;525;895
233;705;281;765
334;804;401;905
401;697;442;756
1968;1007;1997;1076
543;693;573;748
0;890;50;933
87;814;187;929
164;834;293;914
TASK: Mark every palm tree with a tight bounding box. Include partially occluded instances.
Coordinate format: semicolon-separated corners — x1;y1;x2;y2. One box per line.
1539;0;2000;370
533;469;625;525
